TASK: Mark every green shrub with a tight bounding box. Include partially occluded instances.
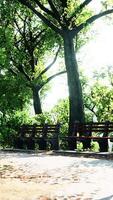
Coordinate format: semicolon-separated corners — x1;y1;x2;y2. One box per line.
91;141;99;152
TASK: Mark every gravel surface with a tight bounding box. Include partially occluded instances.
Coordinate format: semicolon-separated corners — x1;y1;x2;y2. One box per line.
0;151;113;200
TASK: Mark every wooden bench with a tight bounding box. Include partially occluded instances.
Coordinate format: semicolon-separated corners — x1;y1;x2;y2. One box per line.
60;121;113;152
69;121;113;152
14;123;60;150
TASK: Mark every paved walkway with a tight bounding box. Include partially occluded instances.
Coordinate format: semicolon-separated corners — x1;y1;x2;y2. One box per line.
0;150;113;199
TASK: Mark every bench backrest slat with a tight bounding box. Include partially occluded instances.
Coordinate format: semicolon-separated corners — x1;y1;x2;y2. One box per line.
73;122;113;137
18;123;60;138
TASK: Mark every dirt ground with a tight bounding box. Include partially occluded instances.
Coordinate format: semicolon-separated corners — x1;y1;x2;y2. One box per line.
0;151;113;200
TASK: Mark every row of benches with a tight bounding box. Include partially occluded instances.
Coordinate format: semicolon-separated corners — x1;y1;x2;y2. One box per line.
14;124;60;150
13;121;113;152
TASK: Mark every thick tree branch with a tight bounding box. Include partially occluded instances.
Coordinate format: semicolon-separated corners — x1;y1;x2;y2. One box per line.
33;0;56;19
76;0;93;13
45;70;66;84
40;70;66;89
77;8;113;33
37;45;61;80
34;0;64;28
18;64;31;82
17;0;63;35
34;0;63;27
48;0;61;23
85;103;97;118
67;0;92;24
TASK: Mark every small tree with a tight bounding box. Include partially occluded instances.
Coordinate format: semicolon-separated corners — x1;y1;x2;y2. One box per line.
84;67;113;122
1;4;66;114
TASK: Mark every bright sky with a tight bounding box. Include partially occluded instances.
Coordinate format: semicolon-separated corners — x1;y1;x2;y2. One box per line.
80;20;113;77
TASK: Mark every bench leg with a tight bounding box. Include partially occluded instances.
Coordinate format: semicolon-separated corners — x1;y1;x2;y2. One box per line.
82;139;91;150
50;138;59;150
38;138;47;150
26;139;35;150
68;138;77;150
98;139;108;152
14;138;24;149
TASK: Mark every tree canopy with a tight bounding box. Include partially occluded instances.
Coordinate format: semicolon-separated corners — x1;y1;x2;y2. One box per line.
16;0;113;135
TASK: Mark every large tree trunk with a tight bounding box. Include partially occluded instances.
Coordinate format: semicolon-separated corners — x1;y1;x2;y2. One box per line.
32;85;42;114
63;31;85;135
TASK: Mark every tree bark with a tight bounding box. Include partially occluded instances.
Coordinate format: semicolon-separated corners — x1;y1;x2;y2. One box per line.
32;85;42;114
63;31;85;135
